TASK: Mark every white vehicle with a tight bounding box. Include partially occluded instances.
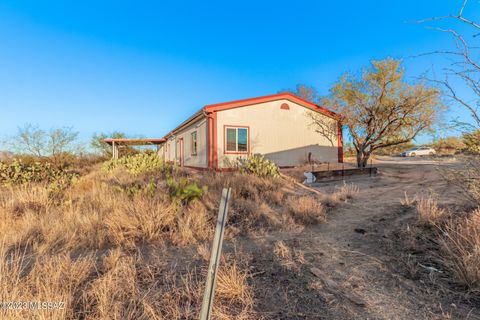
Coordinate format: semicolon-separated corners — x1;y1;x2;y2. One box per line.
401;147;436;157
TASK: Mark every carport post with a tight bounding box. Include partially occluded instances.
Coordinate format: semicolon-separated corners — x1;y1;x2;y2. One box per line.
112;141;119;160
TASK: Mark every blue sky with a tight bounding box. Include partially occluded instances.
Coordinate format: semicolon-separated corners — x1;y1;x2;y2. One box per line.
0;0;478;147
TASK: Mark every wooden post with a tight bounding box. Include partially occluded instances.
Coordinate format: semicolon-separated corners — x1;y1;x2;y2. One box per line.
200;188;232;320
370;158;373;177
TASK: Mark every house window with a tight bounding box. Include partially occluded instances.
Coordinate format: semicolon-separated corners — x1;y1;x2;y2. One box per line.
225;126;249;153
191;131;197;155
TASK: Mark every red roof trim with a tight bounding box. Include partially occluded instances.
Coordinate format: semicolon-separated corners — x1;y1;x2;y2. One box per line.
104;138;166;145
203;92;340;120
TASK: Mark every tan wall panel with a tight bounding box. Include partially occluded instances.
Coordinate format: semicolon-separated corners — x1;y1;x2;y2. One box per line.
168;117;208;168
216;99;339;167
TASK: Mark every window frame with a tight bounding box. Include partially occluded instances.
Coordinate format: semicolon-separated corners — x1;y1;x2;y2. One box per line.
223;125;250;155
191;131;198;156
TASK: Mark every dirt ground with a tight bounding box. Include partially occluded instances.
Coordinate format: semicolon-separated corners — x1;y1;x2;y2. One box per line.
231;157;478;319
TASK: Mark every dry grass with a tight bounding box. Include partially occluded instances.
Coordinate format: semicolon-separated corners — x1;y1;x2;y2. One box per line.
286;196;326;224
323;182;360;206
273;240;291;260
216;262;253;304
416;196;447;224
0;162;331;319
273;240;306;270
198;171;327;233
439;208;480;290
0;243;254;319
400;191;417;207
411;160;480;292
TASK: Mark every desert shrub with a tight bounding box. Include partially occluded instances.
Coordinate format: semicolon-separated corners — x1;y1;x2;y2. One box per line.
114;180;158;197
463;130;480;154
236;154;279;177
444;158;480;206
166;177;207;204
373;141;416;156
102;153;169;175
0;160;78;187
430;136;465;155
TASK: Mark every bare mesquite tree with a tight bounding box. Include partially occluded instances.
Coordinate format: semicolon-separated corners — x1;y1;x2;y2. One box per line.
8;124;79;157
324;58;443;168
421;0;480;129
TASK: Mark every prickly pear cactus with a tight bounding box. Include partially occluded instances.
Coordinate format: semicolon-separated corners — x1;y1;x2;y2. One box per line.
237;154;279;177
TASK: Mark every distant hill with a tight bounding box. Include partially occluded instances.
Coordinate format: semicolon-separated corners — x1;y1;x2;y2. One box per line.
0;151;13;161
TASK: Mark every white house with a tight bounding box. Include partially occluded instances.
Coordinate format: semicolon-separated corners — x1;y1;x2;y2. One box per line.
157;93;343;170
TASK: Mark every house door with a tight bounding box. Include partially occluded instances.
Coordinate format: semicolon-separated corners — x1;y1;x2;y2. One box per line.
177;138;184;167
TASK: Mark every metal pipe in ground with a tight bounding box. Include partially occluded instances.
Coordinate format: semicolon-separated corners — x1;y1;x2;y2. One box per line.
199;188;232;320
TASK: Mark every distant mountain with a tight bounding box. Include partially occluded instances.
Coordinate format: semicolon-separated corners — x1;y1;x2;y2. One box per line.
0;151;12;161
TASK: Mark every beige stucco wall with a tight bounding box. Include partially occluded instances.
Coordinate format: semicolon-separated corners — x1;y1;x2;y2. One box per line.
158;117;208;168
157;144;165;158
157;137;176;163
216;99;339;168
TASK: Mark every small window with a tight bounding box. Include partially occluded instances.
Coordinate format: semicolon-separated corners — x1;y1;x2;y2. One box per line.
191;131;197;155
225;126;249;153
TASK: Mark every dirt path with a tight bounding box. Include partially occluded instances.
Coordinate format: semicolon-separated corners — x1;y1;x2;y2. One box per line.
242;161;478;319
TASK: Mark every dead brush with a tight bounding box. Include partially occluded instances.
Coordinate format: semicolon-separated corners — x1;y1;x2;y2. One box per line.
0;242;255;319
273;240;291;260
0;244;94;320
336;182;360;200
439;208;480;290
323;182;360;205
273;240;305;270
400;191;418;207
416;196;447;224
215;261;253;304
441;157;480;207
286;196;326;224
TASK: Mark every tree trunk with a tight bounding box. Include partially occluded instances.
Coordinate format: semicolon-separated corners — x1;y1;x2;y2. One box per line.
356;148;371;168
356;152;363;168
361;153;370;168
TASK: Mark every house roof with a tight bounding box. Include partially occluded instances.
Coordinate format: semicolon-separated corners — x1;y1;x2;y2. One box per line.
160;92;340;141
203;92;340;119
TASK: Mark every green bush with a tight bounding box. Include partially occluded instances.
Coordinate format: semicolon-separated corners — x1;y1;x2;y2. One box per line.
463;130;480;154
166;177;207;204
0;160;78;186
102;153;169;175
237;154;280;178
